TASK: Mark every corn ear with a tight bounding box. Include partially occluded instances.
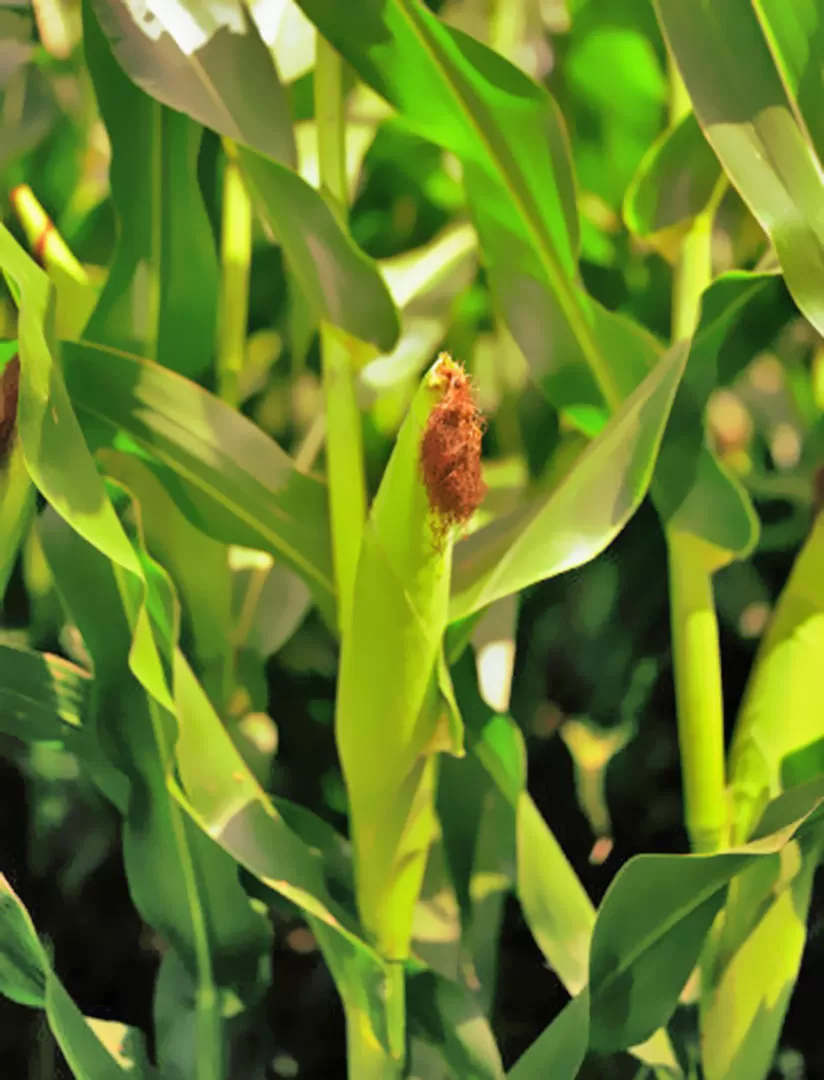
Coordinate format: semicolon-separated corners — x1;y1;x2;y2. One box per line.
337;354;483;959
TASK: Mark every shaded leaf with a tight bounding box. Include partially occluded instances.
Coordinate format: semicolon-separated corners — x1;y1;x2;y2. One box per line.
701;835;822;1080
588;792;824;1053
407;967;505;1080
624;110;721;238
84;3;219;377
0;875;153;1078
507;992;589;1080
237;144;400;353
88;0;296;166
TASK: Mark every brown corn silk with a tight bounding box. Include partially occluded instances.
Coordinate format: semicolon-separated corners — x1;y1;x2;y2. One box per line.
420;354;486;537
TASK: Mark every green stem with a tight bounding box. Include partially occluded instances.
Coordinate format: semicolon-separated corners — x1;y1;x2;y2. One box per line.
489;0;525;61
315;35;367;637
666;69;728;854
217;144;252;407
667;529;728;852
315;36;347;209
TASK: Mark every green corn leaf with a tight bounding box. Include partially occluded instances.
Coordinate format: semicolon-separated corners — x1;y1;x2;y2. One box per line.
753;0;824;166
652;270;775;565
451;652;594;996
294;0;653;413
88;0;296;167
587;786;824;1054
701;833;823;1080
653;0;824;338
0;644;89;743
235;144;400;354
60;340;335;620
98;449;235;713
38;476;394;1068
40;498;272;1080
507;992;589;1080
0;640;129;810
0;221;180;721
728;510;824;842
0;874;154;1078
83;3;219;377
450;340;688;621
406;967;505;1080
624;110;722;240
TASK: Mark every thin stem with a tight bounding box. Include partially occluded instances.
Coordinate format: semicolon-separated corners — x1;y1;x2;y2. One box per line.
9;185;88;282
315;35;347;209
217;144;253;407
666;68;729;854
314;35;367;637
490;0;526;62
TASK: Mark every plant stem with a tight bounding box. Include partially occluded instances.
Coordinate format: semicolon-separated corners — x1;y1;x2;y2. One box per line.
217;144;252;407
315;35;347;209
666;65;728;854
667;529;728;852
315;35;367;637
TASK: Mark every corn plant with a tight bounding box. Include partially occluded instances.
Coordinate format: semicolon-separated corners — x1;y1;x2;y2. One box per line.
0;1;823;1078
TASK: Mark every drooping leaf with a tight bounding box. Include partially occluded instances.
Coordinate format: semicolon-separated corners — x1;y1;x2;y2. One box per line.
60;340;335;619
624;110;721;239
88;0;296;166
84;3;220;378
0;875;154;1079
0;644;90;743
587;788;824;1053
451;654;597;993
652;270;776;565
40;499;272;1076
653;0;824;337
294;0;653;414
236;144;400;354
